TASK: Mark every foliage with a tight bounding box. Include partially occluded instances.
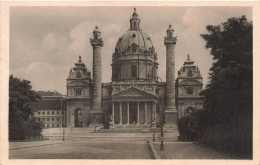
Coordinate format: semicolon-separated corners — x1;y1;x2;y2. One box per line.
177;115;198;141
103;115;111;129
199;15;252;158
9;75;43;140
9;115;44;140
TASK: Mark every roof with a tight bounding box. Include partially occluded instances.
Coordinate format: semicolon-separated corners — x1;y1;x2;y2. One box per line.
167;24;174;31
38;99;64;110
115;30;154;53
38;90;62;96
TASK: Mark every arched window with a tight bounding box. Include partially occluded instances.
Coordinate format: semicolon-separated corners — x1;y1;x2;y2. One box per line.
186;87;194;94
116;65;121;79
76;72;81;78
131;65;137;78
151;67;154;79
169;32;172;38
76;89;82;96
75;109;83;127
95;33;98;40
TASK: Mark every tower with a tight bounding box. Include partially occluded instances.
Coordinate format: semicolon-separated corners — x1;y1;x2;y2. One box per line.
66;56;92;127
164;24;178;125
176;54;204;119
90;26;104;125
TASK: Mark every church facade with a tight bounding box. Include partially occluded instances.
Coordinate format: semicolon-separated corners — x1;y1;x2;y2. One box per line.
36;9;204;128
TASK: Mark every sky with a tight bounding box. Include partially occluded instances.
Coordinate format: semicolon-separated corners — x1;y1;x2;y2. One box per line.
10;6;252;95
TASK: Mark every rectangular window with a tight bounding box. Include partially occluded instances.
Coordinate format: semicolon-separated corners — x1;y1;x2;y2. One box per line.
187;87;194;94
52;118;54;121
76;89;81;96
57;124;59;127
43;111;45;115
38;111;41;115
47;118;50;121
52;111;54;115
131;65;137;78
52;124;54;127
156;88;159;95
47;111;50;115
56;118;60;121
38;118;41;121
57;111;59;115
42;118;45;121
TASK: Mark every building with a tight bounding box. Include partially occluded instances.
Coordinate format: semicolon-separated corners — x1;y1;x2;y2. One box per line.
34;91;66;128
176;54;204;118
35;8;204;128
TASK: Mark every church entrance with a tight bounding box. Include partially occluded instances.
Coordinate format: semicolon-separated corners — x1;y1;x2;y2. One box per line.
129;102;137;124
74;109;83;127
112;101;157;125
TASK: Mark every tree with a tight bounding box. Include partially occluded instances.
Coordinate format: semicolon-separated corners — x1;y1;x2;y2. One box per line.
200;16;252;158
9;75;42;140
177;115;197;141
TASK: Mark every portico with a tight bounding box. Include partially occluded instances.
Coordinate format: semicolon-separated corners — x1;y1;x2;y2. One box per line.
111;86;157;126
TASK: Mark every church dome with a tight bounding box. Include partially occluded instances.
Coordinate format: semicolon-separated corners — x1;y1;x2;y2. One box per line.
115;30;154;54
112;8;158;82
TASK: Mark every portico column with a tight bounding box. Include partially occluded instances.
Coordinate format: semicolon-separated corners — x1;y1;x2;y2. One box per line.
112;102;114;125
152;101;157;128
119;102;122;124
137;102;140;124
144;102;147;124
127;102;129;124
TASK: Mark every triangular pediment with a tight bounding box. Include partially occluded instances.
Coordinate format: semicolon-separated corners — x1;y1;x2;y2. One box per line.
113;86;156;98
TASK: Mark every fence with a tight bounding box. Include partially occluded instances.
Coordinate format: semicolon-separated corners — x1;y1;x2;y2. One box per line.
25;136;47;141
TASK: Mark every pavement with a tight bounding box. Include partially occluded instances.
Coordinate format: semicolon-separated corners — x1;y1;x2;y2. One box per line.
41;127;179;140
9;138;154;159
150;141;240;159
9;140;69;150
9;128;242;159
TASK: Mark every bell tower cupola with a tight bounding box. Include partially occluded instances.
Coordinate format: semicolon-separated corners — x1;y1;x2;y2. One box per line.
130;8;141;31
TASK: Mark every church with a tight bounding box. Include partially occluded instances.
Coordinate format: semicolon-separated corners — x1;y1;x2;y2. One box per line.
36;8;204;128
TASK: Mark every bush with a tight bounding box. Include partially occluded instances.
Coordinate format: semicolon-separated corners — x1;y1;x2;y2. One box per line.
103;115;111;129
9;112;43;140
177;115;198;141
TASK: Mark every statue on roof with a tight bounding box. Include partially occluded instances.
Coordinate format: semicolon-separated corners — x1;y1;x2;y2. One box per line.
79;55;82;62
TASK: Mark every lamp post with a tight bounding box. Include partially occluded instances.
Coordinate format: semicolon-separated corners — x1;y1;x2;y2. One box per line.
160;123;164;150
158;77;164;151
152;111;156;142
153;127;155;142
63;126;65;141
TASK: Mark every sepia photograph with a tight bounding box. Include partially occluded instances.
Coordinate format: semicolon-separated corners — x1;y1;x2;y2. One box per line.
0;2;258;163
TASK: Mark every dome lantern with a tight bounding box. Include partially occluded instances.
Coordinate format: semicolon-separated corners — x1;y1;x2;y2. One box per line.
130;8;141;31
